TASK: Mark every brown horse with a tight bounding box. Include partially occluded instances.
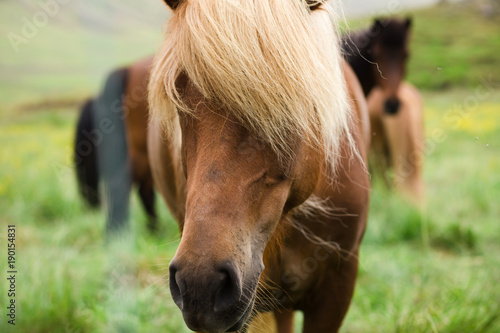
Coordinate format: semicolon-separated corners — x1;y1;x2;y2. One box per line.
342;17;412;114
74;56;157;232
342;18;425;204
148;1;369;332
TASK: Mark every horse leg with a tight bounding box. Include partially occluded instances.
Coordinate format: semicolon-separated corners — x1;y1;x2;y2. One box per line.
138;177;157;232
275;308;294;333
368;103;392;189
382;139;393;189
301;256;359;333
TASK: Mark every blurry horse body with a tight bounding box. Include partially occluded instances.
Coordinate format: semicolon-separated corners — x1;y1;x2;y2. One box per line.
342;18;425;204
148;1;369;332
74;57;158;231
368;83;425;204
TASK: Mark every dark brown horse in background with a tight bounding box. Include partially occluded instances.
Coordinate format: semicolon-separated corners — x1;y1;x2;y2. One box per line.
74;57;158;231
342;18;412;113
342;18;425;205
148;0;369;332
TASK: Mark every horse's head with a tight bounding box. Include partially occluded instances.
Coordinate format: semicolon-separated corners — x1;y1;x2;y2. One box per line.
369;18;412;115
166;74;322;332
152;1;351;331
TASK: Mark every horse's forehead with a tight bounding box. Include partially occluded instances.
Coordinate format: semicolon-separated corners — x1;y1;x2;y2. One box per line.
177;87;299;175
175;70;301;173
177;83;256;146
379;22;409;47
176;76;263;144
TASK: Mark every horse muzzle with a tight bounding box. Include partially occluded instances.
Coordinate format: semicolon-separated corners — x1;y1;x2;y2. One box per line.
169;259;257;332
384;98;401;115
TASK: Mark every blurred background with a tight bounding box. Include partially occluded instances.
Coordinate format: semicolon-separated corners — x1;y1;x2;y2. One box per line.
0;0;499;332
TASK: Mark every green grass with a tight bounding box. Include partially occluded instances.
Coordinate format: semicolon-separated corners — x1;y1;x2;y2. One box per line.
407;2;500;90
1;1;500;332
1;90;499;333
341;89;500;333
0;109;189;332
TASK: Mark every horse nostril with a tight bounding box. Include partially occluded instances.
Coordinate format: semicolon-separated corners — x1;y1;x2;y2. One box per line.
384;98;401;115
169;262;184;309
214;262;242;313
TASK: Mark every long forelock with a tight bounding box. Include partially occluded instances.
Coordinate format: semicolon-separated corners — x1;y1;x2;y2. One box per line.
149;0;356;171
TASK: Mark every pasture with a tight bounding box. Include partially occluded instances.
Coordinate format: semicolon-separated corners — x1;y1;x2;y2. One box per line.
1;1;499;332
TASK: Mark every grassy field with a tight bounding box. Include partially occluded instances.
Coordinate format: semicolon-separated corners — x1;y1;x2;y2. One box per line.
1;1;499;332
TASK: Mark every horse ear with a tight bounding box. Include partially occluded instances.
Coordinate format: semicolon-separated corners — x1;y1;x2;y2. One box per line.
405;17;413;29
371;19;383;33
306;0;323;11
163;0;182;10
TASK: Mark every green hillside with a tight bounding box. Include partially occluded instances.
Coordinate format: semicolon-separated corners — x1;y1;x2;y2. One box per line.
1;0;498;115
0;0;169;110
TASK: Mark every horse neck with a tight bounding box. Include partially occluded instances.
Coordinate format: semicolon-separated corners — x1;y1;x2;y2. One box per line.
342;30;377;97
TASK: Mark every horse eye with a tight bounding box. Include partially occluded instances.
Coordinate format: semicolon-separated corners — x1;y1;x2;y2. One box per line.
264;173;288;186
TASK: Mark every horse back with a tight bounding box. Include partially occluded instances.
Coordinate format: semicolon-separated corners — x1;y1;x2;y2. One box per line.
124;56;155;183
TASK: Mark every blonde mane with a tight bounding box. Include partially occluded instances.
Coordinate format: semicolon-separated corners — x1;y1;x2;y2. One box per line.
149;0;355;170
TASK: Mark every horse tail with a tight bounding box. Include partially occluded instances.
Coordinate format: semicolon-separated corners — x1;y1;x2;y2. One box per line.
93;67;132;233
74;98;100;208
